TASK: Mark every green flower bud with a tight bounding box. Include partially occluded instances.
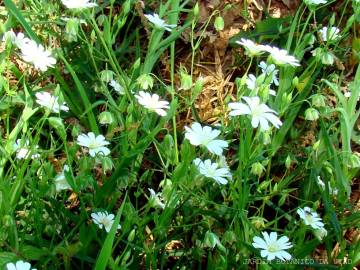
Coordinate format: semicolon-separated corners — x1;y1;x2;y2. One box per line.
214;16;225;31
137;74;153;90
250;216;266;229
292;76;299;88
179;69;192;90
312;94;326;108
65;18;79;42
127;228;136;242
321;52;335;65
305;108;319;121
262;131;271;145
98;111;114;125
100;70;115;83
193;3;199;17
48;117;66;140
314;227;327;241
313;140;321;150
285;155;292;169
251;162;265;176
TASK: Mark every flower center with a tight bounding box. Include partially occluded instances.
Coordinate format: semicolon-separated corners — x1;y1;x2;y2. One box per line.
305;213;314;224
100;217;111;227
88;141;100;149
267;242;280;253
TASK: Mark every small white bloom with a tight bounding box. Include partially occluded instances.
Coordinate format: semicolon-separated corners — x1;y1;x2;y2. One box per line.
91;211;121;233
144;13;176;32
259;61;279;86
61;0;97;9
263;45;300;67
228;96;282;131
252;231;292;261
2;30;30;48
319;26;340;42
193;158;232;185
35;92;69;113
55;165;71;192
297;207;325;229
304;0;327;6
148;188;165;209
6;260;37;270
317;176;338;195
13;139;39;159
135;91;169;116
236;38;266;57
77;132;110;157
184;122;228;156
109;80;125;94
20;40;56;71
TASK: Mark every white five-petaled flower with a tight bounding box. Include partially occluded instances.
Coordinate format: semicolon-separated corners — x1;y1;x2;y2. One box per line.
317;176;338;196
236;38;267;57
109;80;125;94
55;165;71;192
135;91;169;116
6;260;37;270
35;92;69;113
184;122;228;156
193;158;232;185
77;132;110;157
2;30;31;48
144;13;176;32
297;207;325;230
228;96;282;131
91;211;121;233
319;26;340;42
20;40;56;71
148;188;165;209
259;61;279;86
263;45;300;67
61;0;97;9
252;231;292;261
13;139;40;160
304;0;327;6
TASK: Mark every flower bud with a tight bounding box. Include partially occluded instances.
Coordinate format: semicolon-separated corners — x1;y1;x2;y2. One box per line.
127;228;136;242
314;227;327;241
98;111;114;125
305;108;319;121
312;94;326;108
285;155;292;169
100;70;115;83
193;3;199;17
348;152;360;168
137;74;153;90
251;162;265;176
214;16;224;31
180;69;192;90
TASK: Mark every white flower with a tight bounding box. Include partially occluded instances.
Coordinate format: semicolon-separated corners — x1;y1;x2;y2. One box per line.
193;158;232;185
77;132;110;157
109;80;125;94
6;260;37;270
319;26;340;42
91;211;121;233
263;45;300;67
135;91;169;116
35;92;69;113
13;139;39;159
184;122;228;156
144;13;176;32
236;38;266;57
228;96;282;131
20;40;56;71
55;165;71;192
61;0;97;9
2;30;30;48
259;61;279;86
148;188;165;209
304;0;327;6
316;176;338;195
252;231;292;261
297;207;325;229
